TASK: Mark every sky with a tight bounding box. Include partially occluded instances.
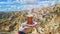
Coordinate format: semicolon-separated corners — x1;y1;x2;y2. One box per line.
0;0;60;11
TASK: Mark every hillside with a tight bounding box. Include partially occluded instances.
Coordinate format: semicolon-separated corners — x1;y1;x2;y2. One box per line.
0;4;60;34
